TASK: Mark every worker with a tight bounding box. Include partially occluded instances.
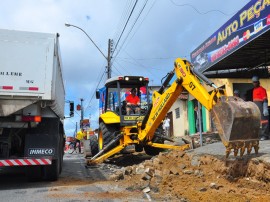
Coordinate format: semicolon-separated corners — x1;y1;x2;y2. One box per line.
233;89;240;97
126;88;140;115
251;76;269;141
94;128;99;138
74;128;86;153
194;105;199;133
163;116;170;136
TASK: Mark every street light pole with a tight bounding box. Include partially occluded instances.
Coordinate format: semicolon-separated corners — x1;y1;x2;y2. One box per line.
65;23;113;79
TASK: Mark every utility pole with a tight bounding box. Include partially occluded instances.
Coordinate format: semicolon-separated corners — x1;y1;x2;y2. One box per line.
107;39;113;79
80;98;84;129
74;122;77;137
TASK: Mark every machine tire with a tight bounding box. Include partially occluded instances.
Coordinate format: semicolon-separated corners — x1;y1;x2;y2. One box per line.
89;135;98;156
135;144;144;152
98;122;119;150
144;128;165;156
26;166;42;182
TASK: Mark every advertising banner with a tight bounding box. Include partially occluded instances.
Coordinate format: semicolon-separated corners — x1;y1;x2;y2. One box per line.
190;0;270;72
99;86;106;114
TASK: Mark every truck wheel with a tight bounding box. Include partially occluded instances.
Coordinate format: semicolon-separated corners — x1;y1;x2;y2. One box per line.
59;137;64;174
43;159;60;181
26;166;42;182
89;135;98;156
98;122;118;150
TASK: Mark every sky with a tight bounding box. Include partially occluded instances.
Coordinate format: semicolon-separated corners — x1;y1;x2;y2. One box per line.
0;0;250;137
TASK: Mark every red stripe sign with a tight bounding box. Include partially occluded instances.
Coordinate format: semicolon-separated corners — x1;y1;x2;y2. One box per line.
0;158;52;166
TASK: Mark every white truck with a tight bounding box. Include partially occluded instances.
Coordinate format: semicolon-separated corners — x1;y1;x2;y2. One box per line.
0;29;72;181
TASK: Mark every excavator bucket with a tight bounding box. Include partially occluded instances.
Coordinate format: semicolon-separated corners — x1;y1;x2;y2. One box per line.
211;96;261;157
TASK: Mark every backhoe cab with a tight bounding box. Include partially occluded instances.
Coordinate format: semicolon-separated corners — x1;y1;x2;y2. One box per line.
89;58;260;165
96;76;150;125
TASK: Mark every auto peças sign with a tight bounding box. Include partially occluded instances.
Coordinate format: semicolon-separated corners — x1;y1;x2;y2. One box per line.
190;0;270;72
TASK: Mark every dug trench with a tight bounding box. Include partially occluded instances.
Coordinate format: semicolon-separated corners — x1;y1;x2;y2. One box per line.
105;150;270;201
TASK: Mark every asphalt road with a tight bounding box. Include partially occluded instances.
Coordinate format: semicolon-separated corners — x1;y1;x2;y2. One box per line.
0;152;146;202
1;141;269;201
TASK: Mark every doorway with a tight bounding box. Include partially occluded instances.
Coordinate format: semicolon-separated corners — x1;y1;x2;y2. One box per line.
167;111;173;137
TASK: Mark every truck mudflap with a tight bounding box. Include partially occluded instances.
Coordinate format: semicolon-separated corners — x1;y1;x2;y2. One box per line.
0;158;52;167
211;96;261;157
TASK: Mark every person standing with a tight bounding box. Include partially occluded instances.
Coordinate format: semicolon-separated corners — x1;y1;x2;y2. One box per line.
251;76;269;141
194;106;200;133
233;89;240;97
163;116;170;137
74;128;86;153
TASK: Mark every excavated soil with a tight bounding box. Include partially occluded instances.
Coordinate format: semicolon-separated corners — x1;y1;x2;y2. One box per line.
109;151;270;202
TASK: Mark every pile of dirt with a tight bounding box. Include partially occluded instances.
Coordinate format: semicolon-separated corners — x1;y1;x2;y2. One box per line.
111;150;270;201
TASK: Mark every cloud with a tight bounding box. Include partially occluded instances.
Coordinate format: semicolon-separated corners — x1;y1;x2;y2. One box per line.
0;0;249;131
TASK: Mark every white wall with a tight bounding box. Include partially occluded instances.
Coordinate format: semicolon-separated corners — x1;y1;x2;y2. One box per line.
168;98;188;137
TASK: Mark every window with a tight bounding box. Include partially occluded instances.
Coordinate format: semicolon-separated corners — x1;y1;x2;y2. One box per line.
175;107;180;119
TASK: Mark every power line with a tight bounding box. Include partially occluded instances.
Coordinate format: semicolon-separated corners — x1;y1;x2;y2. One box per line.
113;0;149;59
116;57;169;71
120;50;160;79
113;59;133;75
113;1;134;43
83;61;106;108
85;70;106;110
112;0;138;57
123;0;157;49
169;0;234;16
117;56;179;61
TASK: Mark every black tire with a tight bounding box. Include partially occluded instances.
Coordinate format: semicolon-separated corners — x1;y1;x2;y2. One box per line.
99;122;119;150
26;166;42;182
135;144;143;152
59;137;64;174
43;158;60;181
89;135;98;156
144;127;165;156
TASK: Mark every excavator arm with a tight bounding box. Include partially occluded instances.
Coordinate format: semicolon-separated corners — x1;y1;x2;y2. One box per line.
139;58;260;157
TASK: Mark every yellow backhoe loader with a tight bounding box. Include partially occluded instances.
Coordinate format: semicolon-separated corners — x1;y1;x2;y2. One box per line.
88;58;260;165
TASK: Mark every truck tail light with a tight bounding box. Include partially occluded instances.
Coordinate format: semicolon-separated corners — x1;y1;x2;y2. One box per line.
21;116;42;122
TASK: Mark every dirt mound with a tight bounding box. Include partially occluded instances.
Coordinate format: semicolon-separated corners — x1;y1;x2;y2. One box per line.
112;150;270;201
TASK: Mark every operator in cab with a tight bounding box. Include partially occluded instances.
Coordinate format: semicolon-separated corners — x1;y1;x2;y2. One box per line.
126;88;140;115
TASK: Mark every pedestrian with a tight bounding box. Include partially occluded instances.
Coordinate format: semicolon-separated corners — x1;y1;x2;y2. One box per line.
74;128;86;153
163;116;170;137
194;105;200;133
251;76;269;140
233;89;240;97
94;129;99;138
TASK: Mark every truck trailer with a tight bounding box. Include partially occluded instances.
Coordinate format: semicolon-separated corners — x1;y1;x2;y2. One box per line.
0;29;68;181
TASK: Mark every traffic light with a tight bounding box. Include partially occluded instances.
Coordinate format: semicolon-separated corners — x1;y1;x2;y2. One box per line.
70;101;74;117
70;111;74;117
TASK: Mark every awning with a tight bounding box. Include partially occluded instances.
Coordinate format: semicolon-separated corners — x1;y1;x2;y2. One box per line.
190;0;270;78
